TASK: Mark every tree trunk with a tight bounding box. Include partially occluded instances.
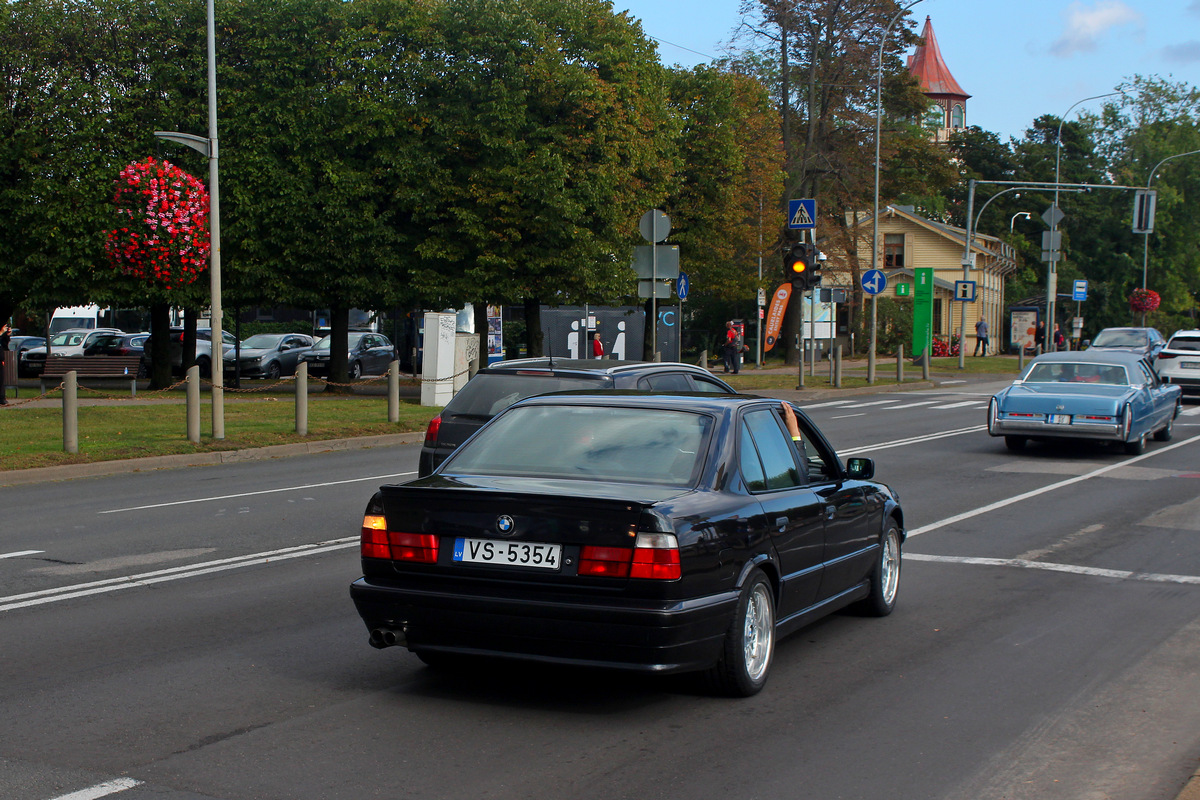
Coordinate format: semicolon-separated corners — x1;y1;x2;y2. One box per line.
326;305;351;392
148;302;172;389
523;298;543;358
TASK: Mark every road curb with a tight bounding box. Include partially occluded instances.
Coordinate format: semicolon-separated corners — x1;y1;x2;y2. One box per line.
0;432;425;487
1178;765;1200;800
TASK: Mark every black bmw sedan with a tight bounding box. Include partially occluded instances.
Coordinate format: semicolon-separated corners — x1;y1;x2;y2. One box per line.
351;393;904;696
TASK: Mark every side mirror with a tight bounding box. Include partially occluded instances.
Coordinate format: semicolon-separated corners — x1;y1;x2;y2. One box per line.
1081;339;1091;349
845;457;874;480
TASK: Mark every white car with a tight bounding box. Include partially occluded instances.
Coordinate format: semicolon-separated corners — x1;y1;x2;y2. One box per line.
21;328;125;374
1155;329;1200;394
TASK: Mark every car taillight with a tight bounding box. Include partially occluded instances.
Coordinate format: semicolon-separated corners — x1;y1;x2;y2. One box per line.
424;415;442;445
360;514;438;563
1157;353;1177;359
630;532;681;579
1081;415;1116;421
579;533;680;580
578;546;632;577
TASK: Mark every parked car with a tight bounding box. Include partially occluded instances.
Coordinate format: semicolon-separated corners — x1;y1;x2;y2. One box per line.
224;333;315;379
987;350;1181;454
6;335;46;377
1153;329;1200;394
20;328;125;375
298;332;396;379
351;393;903;696
143;327;237;377
418;358;737;476
1086;327;1166;360
81;332;150;376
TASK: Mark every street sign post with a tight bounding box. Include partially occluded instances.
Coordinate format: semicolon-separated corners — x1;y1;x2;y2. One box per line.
861;269;886;295
954;280;976;302
787;199;817;230
1072;279;1088;302
676;271;689;301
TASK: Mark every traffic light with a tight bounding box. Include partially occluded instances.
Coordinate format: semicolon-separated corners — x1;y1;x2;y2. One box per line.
809;250;823;290
785;243;811;290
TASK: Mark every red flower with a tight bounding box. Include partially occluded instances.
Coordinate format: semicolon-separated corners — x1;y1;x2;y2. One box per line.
1129;288;1160;313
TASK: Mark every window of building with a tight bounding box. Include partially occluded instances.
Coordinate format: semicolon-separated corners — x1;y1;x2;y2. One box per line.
951;104;965;129
884;234;905;268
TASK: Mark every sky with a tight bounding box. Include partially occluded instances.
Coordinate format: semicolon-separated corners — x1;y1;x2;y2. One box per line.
617;0;1200;142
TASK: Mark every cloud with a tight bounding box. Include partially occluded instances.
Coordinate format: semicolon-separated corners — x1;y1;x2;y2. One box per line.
1050;1;1144;57
1163;41;1200;63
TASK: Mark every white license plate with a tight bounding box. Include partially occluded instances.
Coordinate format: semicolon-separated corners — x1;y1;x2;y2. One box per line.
453;538;561;570
1181;361;1200;369
1049;414;1072;424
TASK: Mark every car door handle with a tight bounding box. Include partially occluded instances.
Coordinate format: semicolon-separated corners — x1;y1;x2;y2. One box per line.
775;517;788;531
824;505;836;519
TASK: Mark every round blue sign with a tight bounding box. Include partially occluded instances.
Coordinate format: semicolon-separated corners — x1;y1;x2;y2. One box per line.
861;269;887;296
677;271;689;301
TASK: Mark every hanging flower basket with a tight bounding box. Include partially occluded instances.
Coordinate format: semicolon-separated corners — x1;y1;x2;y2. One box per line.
1129;288;1160;314
105;157;210;290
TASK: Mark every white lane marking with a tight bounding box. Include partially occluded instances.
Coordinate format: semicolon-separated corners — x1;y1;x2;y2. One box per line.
905;553;1200;586
839;399;902;409
907;433;1200;538
1181;406;1200;416
940;379;968;385
929;400;984;409
801;400;855;409
840;425;987;456
99;472;416;514
880;400;940;410
1;550;44;559
50;778;142;800
831;413;866;419
0;538;357;613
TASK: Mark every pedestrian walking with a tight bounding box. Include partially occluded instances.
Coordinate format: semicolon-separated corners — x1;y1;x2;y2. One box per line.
592;331;604;359
0;322;10;405
974;318;989;357
723;322;742;375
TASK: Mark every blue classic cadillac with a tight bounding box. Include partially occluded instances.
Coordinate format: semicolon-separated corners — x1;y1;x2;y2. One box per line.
988;351;1182;454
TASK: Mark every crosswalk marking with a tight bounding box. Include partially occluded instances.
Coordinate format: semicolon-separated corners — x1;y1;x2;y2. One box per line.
930;400;985;410
881;400;940;410
801;400;855;410
840;399;904;409
1181;405;1200;416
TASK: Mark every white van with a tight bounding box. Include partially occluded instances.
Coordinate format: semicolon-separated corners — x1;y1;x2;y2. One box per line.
49;305;105;335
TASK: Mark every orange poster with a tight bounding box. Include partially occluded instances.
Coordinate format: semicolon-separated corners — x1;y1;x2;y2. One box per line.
762;284;792;352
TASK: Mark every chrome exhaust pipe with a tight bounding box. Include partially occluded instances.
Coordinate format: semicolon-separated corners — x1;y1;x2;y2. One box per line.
369;627;407;648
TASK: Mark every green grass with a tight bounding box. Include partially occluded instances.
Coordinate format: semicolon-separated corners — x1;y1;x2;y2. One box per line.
0;396;438;472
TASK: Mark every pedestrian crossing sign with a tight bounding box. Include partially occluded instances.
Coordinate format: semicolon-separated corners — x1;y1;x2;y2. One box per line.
787;199;817;229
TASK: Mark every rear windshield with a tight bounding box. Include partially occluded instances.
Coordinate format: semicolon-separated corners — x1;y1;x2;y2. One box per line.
1092;330;1147;347
1024;362;1128;385
444;373;611;418
1166;335;1200;352
444;404;712;486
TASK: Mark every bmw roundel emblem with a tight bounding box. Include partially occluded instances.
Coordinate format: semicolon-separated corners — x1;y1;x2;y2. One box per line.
496;515;515;534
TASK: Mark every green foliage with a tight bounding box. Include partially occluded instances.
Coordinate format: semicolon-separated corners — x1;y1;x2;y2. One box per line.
853;297;912;356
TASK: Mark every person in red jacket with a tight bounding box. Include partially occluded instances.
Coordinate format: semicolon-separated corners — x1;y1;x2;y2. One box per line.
592;331;604;359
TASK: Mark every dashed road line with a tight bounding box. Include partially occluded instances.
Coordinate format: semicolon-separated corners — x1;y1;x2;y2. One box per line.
1;550;44;559
49;778;142;800
905;553;1200;586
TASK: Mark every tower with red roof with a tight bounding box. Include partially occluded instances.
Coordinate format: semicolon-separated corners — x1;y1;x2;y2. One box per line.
907;16;970;142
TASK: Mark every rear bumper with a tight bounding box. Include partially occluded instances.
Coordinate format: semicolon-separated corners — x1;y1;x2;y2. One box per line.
349;577;736;673
989;417;1122;441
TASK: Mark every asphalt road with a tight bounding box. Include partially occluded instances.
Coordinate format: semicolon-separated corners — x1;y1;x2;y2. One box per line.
1;381;1198;800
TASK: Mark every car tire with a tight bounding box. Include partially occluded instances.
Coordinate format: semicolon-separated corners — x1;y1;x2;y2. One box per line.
1124;430;1146;455
856;520;902;617
709;569;775;697
266;361;282;380
350;361;363;380
1004;436;1026;451
1154;401;1180;442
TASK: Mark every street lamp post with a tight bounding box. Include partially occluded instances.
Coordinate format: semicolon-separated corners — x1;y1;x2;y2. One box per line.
154;0;223;439
870;0;925;383
1141;148;1200;324
1009;211;1032;231
1048;91;1122;353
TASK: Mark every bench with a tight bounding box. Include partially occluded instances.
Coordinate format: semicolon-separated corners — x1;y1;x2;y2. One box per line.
40;354;144;396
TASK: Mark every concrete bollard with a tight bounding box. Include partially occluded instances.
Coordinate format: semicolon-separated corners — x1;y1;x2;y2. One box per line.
296;361;308;435
897;344;904;383
922;350;931;381
698;349;708;369
834;346;843;388
388;361;399;423
186;365;200;443
868;348;876;384
1019;347;1026;371
62;370;78;454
